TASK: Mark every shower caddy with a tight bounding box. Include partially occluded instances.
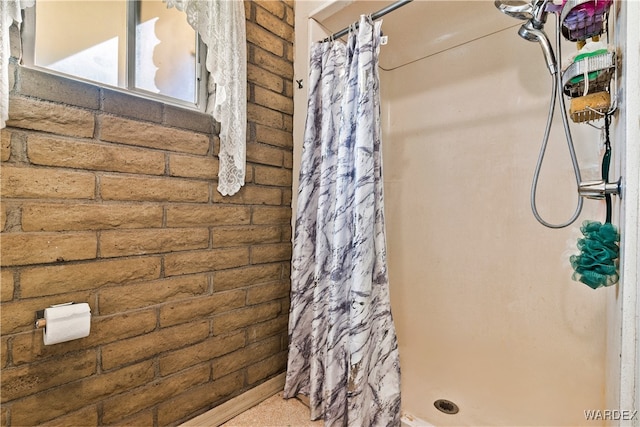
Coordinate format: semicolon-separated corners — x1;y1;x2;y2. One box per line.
496;0;622;288
561;0;617;122
496;0;621;229
561;0;621;202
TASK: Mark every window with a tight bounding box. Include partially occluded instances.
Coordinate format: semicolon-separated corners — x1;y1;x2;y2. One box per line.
22;0;206;110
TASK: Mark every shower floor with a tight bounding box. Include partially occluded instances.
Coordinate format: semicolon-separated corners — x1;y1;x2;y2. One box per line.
221;391;322;426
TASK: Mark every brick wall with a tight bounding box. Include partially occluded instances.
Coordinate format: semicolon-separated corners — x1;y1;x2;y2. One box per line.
0;1;294;425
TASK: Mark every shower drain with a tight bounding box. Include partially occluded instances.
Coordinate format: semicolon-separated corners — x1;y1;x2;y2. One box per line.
433;399;459;415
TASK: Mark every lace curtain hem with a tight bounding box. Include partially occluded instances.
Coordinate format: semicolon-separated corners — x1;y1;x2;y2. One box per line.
165;0;247;196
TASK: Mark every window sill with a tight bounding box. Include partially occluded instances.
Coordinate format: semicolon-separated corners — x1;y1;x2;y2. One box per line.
12;65;215;135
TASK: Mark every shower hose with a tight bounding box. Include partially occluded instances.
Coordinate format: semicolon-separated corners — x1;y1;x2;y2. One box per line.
530;15;583;229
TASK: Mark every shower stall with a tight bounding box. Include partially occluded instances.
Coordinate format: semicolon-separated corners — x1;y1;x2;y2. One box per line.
292;1;639;425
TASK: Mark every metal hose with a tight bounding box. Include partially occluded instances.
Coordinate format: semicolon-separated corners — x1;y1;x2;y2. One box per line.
530;13;583;228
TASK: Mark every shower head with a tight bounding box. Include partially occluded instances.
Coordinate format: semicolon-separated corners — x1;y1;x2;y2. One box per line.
530;0;550;28
494;0;533;20
518;20;557;74
496;0;556;73
495;0;550;27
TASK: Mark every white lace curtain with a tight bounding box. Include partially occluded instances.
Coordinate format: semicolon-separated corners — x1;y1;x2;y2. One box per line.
0;0;34;128
165;0;246;196
0;0;247;196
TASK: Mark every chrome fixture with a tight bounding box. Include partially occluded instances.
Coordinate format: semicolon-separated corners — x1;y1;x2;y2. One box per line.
518;19;557;74
496;0;583;228
321;0;413;42
495;0;536;21
578;178;622;200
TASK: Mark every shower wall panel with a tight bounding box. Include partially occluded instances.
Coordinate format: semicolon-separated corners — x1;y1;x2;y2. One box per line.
293;1;616;426
380;18;608;426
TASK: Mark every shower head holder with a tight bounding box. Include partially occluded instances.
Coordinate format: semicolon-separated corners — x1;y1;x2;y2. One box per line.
495;0;535;20
495;0;553;27
530;0;551;28
495;0;558;74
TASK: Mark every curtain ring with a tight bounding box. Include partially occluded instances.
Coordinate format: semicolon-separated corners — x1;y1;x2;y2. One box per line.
366;13;373;26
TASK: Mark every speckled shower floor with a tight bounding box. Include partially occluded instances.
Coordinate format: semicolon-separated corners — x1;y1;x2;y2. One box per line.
221;391;322;427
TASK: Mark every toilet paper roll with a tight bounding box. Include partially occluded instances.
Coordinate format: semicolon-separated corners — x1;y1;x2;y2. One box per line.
43;303;91;345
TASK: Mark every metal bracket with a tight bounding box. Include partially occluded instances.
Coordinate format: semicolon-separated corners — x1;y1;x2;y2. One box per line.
34;302;75;329
35;310;46;329
578;177;622;200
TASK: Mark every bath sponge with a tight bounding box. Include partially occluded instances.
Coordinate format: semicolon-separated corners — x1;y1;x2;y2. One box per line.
570;114;619;289
570;221;619;288
569;91;610;122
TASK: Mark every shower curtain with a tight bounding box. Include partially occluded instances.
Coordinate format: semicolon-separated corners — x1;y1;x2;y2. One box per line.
284;16;401;427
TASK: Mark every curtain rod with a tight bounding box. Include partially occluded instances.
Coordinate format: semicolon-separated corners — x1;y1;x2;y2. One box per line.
321;0;413;42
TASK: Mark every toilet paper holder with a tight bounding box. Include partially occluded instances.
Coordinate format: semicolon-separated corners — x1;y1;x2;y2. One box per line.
34;302;75;329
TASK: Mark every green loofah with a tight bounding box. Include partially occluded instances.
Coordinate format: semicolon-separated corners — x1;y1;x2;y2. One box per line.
570;220;620;289
571;114;620;289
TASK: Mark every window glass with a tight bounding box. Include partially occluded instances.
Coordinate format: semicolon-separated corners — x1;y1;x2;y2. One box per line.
136;1;197;103
30;0;200;108
34;0;126;87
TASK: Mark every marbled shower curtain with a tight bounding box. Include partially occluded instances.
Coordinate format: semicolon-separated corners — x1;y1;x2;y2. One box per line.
284;16;401;427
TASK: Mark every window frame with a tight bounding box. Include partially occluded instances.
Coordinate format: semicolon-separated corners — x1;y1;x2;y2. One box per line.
20;0;208;112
